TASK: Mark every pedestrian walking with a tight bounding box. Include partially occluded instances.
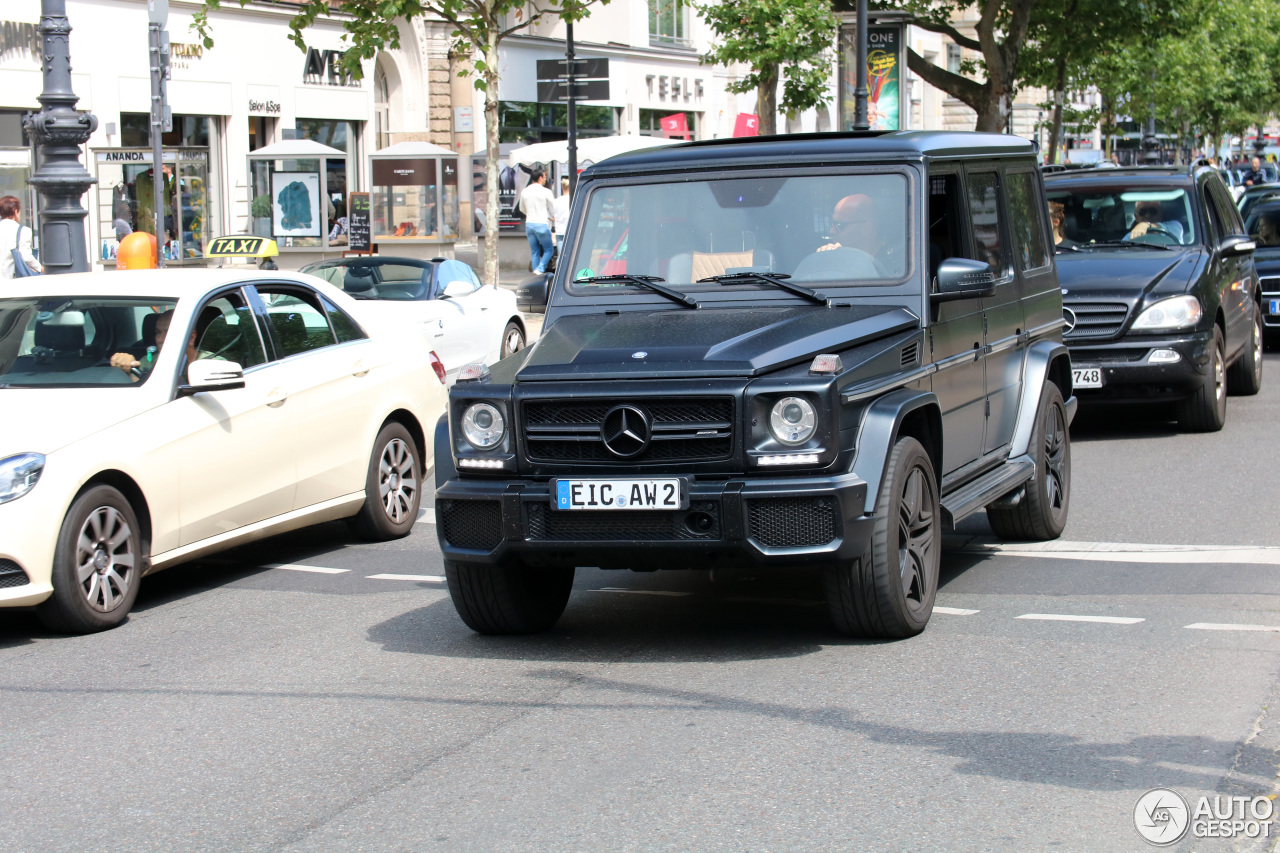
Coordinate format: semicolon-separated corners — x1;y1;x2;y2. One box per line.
0;195;42;279
519;168;555;275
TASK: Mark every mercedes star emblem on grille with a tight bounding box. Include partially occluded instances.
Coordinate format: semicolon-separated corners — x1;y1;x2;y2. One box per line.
601;405;651;457
1062;307;1077;333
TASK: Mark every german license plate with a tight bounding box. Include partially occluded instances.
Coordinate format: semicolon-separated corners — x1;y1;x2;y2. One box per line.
553;478;685;510
1270;299;1280;315
1072;367;1103;389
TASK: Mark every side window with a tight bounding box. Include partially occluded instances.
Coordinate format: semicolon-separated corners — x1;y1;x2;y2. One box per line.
1004;170;1050;271
966;171;1009;276
191;291;268;369
256;288;337;358
1209;182;1244;236
320;296;367;344
437;260;480;297
1203;188;1225;243
927;173;966;284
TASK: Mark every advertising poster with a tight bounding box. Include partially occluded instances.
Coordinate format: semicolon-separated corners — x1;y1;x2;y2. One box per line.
271;171;321;237
840;24;902;132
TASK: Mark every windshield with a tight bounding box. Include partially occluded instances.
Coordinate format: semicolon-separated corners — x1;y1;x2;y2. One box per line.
0;297;179;388
1046;184;1198;247
568;173;910;293
301;262;430;300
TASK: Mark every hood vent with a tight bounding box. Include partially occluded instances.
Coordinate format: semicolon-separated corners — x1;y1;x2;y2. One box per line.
900;342;920;367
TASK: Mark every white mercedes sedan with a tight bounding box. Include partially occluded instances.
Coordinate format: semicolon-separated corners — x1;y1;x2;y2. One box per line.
0;270;446;633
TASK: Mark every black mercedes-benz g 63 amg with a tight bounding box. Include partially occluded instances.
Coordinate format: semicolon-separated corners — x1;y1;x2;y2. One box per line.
435;131;1075;639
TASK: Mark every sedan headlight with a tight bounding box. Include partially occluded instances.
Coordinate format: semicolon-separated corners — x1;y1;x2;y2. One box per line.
461;403;506;449
0;453;44;505
1131;295;1203;331
769;397;817;445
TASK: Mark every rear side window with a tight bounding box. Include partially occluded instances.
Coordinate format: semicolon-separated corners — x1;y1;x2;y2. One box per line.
1208;181;1244;236
1004;170;1050;271
256;288;337;358
967;171;1009;276
320;296;367;344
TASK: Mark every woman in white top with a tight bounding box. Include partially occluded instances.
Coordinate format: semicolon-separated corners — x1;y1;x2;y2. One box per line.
0;195;42;279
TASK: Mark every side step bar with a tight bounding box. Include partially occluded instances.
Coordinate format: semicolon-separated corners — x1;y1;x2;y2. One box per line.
940;454;1035;528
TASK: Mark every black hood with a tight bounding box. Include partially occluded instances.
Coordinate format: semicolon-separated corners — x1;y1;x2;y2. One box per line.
1055;249;1199;307
515;304;919;381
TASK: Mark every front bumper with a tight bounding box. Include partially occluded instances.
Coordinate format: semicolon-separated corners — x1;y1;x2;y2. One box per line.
0;487;58;607
435;471;872;569
1067;329;1213;401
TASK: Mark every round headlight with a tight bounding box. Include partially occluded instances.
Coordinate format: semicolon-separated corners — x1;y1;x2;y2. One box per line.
461;403;506;449
769;397;816;446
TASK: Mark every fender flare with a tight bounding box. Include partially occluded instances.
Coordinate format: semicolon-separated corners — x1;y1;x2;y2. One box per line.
1009;341;1073;458
850;388;941;516
433;413;457;491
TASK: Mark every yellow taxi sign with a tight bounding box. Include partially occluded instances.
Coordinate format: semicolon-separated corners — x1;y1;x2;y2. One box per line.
206;236;279;258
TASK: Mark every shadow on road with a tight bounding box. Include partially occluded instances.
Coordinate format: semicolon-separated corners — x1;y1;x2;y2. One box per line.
1069;401;1182;443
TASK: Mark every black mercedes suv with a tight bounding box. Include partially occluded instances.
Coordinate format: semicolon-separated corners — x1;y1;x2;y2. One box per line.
1044;164;1263;430
435;131;1075;639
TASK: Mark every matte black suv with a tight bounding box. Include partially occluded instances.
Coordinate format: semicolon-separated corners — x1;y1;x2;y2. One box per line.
1045;164;1263;430
435;131;1075;639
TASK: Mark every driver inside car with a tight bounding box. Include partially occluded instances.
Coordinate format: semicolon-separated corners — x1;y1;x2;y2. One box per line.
1125;200;1185;243
108;308;224;382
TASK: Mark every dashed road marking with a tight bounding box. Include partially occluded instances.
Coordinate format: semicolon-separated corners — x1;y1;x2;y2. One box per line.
367;573;446;583
416;507;436;525
1185;622;1280;633
265;563;350;574
591;588;693;597
1016;613;1145;625
934;606;980;616
960;539;1280;566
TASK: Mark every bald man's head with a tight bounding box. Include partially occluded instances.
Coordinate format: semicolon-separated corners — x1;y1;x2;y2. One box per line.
831;194;879;255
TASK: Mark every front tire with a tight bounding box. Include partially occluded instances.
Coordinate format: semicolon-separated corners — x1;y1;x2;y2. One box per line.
1176;327;1227;432
824;436;939;639
501;321;525;359
351;422;422;540
987;381;1071;541
445;560;575;634
38;485;143;634
1227;309;1263;396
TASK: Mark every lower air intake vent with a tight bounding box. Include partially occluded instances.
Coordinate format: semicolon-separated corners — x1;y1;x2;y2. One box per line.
901;342;920;367
438;500;503;551
0;559;28;589
746;497;837;547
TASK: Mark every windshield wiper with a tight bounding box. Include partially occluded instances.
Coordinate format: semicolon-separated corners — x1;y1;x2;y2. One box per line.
697;272;828;305
1081;240;1173;251
573;274;699;308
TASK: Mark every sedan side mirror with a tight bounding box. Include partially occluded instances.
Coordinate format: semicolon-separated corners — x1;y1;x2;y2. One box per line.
1220;235;1256;256
179;360;245;396
932;257;997;302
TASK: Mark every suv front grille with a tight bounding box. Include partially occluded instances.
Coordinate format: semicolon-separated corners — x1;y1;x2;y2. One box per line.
1260;276;1280;296
0;559;28;589
523;397;735;464
1064;302;1130;340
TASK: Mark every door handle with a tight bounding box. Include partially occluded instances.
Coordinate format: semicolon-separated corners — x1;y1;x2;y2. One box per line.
352;359;369;377
266;387;287;407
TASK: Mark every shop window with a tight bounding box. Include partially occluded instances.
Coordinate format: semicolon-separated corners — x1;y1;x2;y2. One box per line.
649;0;691;47
374;66;391;152
498;102;616;144
248;117;272;152
638;109;697;138
370;151;461;243
97;151;211;263
0;111;29;148
0;110;34;233
120;113;209;148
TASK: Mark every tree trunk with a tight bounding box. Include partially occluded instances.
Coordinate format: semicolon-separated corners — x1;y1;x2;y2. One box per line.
483;30;501;288
756;64;778;136
1048;59;1066;164
972;86;1007;133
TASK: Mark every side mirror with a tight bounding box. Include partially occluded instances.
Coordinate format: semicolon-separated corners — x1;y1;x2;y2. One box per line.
179;360;245;396
441;280;472;299
516;272;549;314
1220;235;1256;256
932;257;997;302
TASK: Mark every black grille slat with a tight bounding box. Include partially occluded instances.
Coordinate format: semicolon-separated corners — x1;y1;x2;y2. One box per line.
747;498;837;547
0;559;28;589
1069;348;1147;364
901;342;920;367
523;397;735;464
438;500;502;550
1065;302;1129;340
526;501;721;541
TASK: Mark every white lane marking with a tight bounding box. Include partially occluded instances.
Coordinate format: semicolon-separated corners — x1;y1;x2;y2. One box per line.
266;563;350;574
591;588;692;597
960;539;1280;566
1185;622;1280;633
367;573;446;583
1016;613;1144;625
934;606;980;616
416;507;436;525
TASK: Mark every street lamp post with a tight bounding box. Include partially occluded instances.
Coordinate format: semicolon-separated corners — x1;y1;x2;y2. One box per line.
1140;108;1160;165
852;0;870;131
1254;123;1267;158
22;0;97;275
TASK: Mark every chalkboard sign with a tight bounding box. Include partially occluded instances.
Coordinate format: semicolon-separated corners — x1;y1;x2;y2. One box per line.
347;192;371;252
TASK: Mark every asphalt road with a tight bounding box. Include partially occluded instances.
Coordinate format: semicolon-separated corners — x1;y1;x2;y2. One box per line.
4;354;1280;852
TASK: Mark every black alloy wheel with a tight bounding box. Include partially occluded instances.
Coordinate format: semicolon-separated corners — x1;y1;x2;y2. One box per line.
1176;327;1227;432
1227;308;1264;396
987;381;1071;541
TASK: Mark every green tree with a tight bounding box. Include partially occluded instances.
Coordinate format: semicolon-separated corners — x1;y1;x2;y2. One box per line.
195;0;607;286
696;0;838;136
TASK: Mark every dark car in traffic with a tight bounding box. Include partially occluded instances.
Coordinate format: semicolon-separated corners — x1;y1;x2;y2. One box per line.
434;131;1075;640
1243;199;1280;344
1044;164;1263;431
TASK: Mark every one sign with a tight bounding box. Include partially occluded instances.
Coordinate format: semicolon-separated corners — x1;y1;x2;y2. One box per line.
303;47;360;87
147;0;168;26
660;113;690;139
347;192;371;252
206;236;279;258
536;57;610;80
537;78;610;102
455;106;474;133
733;113;759;137
840;23;902;131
